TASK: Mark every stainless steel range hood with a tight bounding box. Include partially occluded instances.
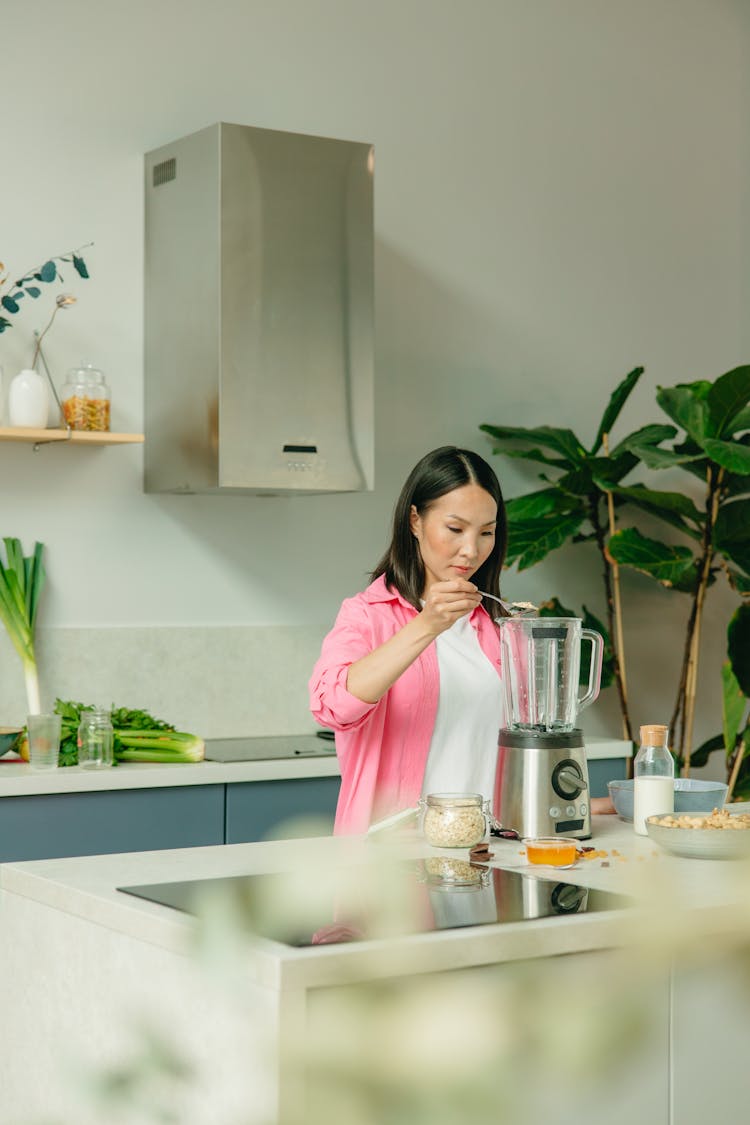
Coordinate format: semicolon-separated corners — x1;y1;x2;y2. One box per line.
144;122;374;494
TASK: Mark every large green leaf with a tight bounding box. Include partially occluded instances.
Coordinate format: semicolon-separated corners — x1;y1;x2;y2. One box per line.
480;424;586;466
728;603;750;696
591;366;644;454
729;404;750;434
700;437;750;474
494;447;571;469
506;512;586;570
608;423;677;459
629;443;703;470
722;660;747;756
656;382;712;442
607;527;696;587
585;453;638;486
706;366;750;439
732;751;750;800
689;733;724;769
605;484;703;538
555;466;595;498
726;568;750;594
504;489;579;520
714;499;750;574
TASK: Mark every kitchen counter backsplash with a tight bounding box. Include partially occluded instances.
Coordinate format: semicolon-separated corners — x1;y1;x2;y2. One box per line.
0;625;328;739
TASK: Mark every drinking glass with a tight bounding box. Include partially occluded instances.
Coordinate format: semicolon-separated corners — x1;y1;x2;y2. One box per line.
27;713;62;772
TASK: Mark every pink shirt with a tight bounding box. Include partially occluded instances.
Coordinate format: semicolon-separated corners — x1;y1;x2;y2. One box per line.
309;575;502;833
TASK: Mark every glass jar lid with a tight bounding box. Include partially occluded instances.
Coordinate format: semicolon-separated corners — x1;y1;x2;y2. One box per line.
424;793;484;808
65;361;106;387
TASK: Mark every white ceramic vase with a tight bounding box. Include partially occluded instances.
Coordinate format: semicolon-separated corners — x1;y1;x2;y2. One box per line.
8;368;49;428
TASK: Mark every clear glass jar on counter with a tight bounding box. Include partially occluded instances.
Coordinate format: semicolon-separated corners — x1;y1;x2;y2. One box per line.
419;793;489;848
61;361;110;431
78;707;114;769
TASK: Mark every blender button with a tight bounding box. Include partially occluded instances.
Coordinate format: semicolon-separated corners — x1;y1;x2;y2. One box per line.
565;805;576;818
549;806;561;819
579;803;588;816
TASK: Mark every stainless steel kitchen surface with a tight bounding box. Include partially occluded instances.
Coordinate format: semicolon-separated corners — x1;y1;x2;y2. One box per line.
204;733;337;762
144;121;374;495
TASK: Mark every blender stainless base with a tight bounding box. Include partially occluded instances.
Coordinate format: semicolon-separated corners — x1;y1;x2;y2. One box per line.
493;728;592;840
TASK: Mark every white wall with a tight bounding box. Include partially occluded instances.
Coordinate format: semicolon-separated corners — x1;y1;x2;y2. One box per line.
0;0;747;750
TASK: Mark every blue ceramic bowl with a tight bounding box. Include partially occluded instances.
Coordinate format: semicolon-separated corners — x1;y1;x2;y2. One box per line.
608;778;728;821
0;728;23;757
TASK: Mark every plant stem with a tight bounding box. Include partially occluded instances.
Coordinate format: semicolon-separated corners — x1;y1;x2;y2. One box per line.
726;735;746;802
671;464;724;774
602;433;632;754
588;489;634;750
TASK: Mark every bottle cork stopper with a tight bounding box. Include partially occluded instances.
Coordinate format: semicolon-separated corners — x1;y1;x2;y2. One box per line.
640;724;669;746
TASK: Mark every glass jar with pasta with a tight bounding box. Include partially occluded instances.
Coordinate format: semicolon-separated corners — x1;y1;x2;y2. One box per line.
61;362;111;432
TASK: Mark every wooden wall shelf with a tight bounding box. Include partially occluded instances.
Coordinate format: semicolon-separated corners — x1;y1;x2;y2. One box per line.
0;427;144;447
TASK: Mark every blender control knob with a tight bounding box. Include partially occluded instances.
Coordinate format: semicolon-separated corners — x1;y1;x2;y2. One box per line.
552;761;588;799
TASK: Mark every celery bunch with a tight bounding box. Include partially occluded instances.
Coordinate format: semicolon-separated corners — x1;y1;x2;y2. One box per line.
115;729;205;763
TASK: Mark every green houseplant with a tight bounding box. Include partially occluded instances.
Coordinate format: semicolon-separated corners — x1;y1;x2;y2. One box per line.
480;364;750;776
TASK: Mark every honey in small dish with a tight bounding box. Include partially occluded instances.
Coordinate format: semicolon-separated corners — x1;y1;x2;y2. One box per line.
525;837;578;867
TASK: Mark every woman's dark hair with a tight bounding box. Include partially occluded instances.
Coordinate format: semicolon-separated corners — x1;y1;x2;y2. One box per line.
372;446;507;612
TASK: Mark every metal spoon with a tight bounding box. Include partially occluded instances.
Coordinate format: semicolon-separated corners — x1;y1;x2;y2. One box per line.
478;590;538;616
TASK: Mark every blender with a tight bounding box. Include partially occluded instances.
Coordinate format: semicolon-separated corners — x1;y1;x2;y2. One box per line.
493;617;604;840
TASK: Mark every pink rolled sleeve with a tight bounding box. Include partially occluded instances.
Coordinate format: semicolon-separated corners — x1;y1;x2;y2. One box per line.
309;575;502;834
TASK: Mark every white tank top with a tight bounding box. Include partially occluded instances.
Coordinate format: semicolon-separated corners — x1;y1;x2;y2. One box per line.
421;613;504;803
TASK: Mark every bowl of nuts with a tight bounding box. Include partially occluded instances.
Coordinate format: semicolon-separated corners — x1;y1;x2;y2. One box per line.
646;808;750;860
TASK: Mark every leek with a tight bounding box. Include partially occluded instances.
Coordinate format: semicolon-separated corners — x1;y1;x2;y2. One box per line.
115;729;205;763
0;538;45;715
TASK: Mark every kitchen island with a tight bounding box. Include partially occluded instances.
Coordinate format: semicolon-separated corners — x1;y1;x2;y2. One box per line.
1;811;748;1125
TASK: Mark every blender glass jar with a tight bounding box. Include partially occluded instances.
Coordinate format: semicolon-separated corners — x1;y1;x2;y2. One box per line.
499;617;604;731
61;362;111;431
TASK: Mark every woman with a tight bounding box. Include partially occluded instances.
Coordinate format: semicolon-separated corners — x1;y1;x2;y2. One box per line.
309;445;507;833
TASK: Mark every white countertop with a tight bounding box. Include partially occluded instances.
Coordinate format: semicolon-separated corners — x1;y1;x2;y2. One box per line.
0;744;340;796
3;807;746;994
0;734;629;797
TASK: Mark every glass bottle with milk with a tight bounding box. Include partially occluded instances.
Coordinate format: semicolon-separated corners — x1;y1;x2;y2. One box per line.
633;724;674;835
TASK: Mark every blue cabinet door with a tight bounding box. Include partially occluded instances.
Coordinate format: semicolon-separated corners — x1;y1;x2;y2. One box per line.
588;757;627;798
225;777;341;843
0;785;224;862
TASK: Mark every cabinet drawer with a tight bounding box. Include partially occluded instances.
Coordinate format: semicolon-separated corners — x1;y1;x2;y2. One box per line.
0;785;224;862
225;777;341;842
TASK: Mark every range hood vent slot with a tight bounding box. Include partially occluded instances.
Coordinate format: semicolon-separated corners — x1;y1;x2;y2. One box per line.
143;122;374;495
152;157;176;186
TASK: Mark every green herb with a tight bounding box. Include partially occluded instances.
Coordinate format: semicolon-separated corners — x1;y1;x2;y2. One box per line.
0;539;45;715
51;698;204;767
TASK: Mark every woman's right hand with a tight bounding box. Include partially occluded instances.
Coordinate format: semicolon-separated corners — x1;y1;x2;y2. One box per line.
345;580;481;704
419;580;482;636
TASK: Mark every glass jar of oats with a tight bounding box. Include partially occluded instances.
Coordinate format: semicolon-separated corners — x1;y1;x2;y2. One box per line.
420;793;489;848
61;361;111;431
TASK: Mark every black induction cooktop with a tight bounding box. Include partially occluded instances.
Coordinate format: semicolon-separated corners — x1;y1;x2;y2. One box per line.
118;863;631;948
203;732;336;763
